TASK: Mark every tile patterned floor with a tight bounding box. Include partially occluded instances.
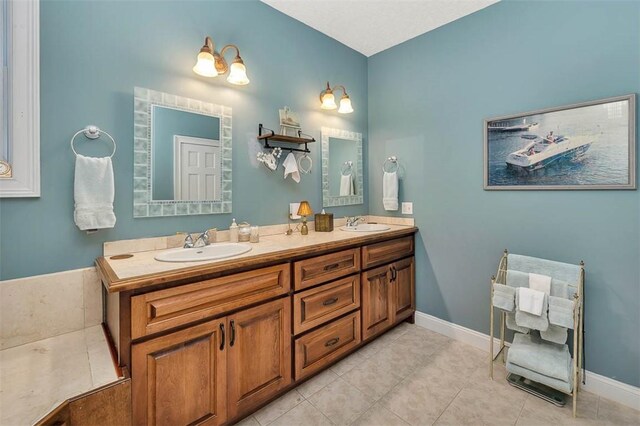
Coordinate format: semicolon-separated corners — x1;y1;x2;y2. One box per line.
237;323;640;426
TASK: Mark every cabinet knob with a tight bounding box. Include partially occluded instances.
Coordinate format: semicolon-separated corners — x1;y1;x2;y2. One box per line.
325;337;340;347
219;323;225;350
323;297;339;306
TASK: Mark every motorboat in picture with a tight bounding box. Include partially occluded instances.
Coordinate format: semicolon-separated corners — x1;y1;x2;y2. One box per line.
488;118;538;132
506;134;592;171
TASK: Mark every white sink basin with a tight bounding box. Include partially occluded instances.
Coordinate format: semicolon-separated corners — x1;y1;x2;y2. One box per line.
155;243;253;263
340;224;391;232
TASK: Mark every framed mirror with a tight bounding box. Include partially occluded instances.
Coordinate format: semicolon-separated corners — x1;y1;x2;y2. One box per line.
133;87;232;217
321;127;363;207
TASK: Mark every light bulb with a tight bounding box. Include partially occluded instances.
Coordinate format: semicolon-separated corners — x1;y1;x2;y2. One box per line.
338;95;354;114
193;51;217;77
227;59;250;85
321;92;337;110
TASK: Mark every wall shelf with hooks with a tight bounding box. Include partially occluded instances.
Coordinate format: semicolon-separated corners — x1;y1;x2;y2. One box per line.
258;124;315;153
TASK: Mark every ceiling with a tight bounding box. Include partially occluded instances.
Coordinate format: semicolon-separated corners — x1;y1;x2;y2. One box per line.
261;0;499;57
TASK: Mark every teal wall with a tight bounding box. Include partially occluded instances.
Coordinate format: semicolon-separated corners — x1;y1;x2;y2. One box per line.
152;106;220;200
368;1;639;386
0;0;368;280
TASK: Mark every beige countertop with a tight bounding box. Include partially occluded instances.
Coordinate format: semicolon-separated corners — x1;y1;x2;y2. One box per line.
97;224;418;293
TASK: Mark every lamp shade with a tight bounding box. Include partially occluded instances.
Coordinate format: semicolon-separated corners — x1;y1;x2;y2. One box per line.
193;51;218;77
227;58;250;85
321;92;337;110
338;95;354;114
297;200;313;216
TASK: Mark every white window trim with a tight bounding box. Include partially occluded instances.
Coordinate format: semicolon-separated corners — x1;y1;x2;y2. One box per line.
0;0;40;197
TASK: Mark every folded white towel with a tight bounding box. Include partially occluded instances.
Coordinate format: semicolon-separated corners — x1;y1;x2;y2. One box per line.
529;273;551;294
283;152;300;183
383;171;398;211
74;154;116;231
518;287;546;316
340;174;354;196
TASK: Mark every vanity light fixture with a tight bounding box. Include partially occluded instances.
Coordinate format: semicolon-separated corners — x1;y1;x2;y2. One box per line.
297;201;313;235
193;36;250;85
319;82;354;114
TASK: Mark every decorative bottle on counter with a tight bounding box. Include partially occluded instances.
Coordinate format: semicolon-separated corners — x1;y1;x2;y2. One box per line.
229;218;239;243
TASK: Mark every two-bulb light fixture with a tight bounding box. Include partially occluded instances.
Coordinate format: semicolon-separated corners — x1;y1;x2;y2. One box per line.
193;36;250;85
319;82;354;114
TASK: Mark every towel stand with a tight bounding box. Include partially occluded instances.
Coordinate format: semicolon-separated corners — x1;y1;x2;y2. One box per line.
489;250;585;418
70;125;117;158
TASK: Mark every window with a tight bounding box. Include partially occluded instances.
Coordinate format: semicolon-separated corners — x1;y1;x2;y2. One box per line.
1;0;8;176
0;0;39;197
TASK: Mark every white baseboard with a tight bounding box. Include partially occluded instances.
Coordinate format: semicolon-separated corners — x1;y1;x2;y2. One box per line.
414;311;640;411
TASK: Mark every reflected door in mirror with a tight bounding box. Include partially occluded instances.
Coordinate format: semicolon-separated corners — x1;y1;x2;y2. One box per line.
174;136;220;201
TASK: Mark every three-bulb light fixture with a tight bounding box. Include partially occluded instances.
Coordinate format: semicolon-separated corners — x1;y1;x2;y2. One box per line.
193;36;250;85
319;82;354;114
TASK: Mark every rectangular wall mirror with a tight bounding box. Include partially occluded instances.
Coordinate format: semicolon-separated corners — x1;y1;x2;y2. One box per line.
321;127;363;207
133;87;232;217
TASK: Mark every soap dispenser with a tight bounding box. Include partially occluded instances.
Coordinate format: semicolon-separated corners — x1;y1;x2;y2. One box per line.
229;218;239;243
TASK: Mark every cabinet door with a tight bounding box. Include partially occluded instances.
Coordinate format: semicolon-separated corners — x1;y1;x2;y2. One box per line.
392;257;415;323
361;264;393;340
227;298;292;419
132;320;226;426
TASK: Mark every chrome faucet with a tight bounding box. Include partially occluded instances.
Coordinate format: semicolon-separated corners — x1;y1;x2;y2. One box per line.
194;230;211;248
345;216;364;227
183;233;195;248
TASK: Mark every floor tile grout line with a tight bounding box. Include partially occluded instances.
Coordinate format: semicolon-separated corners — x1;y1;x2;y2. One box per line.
430;384;465;425
259;394;306;426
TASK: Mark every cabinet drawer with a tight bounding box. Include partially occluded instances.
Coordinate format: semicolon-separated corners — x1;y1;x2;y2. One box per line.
294;248;360;290
294;312;361;380
131;264;290;339
362;236;414;269
293;275;360;335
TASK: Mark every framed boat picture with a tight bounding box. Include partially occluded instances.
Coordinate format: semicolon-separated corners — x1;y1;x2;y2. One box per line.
484;94;636;190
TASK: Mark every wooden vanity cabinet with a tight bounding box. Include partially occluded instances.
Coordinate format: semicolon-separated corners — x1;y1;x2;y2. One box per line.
361;245;415;340
132;319;227;426
227;298;291;419
132;297;290;425
100;228;417;425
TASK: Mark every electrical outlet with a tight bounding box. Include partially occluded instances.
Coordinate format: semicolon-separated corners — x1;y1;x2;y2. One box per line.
402;202;413;215
290;202;301;219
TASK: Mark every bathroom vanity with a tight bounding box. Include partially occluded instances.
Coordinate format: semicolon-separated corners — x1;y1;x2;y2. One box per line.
96;226;417;425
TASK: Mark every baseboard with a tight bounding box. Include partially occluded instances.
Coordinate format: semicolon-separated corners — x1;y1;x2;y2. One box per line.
414;311;640;411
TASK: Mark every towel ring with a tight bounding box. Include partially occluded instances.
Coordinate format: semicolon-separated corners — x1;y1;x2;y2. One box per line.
382;156;398;173
298;153;312;174
341;161;353;176
70;125;116;158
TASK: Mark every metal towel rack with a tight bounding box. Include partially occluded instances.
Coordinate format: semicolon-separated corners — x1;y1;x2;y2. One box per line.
382;156;398;173
70;125;117;158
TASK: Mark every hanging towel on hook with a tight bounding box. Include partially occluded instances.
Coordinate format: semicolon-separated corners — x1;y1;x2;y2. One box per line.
340;173;354;196
383;171;398;211
74;154;116;231
283;152;300;183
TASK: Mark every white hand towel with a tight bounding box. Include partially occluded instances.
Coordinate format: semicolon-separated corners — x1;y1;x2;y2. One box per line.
283;152;300;183
340;174;354;196
74;154;116;231
517;287;546;316
529;273;551;294
383;171;398;211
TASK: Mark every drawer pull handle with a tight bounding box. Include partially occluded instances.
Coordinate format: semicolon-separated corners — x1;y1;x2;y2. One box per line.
324;263;340;271
325;337;340;347
219;323;225;350
323;297;339;306
230;320;236;347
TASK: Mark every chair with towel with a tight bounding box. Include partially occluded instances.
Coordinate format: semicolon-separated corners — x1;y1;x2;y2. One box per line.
489;250;585;417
